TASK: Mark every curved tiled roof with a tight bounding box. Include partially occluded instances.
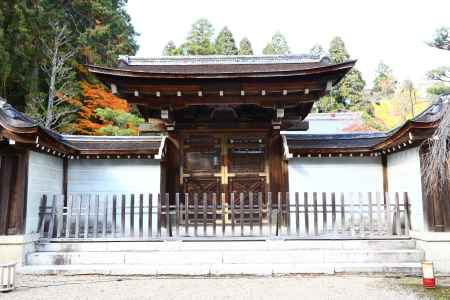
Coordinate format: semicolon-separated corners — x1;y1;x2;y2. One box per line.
283;97;447;157
88;55;355;78
1;96;445;158
0;101;165;158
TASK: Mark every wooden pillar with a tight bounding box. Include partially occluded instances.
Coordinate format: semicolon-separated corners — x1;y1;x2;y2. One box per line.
63;158;68;205
268;130;285;194
0;148;28;235
382;154;389;203
165;132;181;195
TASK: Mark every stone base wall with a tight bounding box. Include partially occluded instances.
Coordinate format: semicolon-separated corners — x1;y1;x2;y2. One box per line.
411;230;450;275
0;234;39;265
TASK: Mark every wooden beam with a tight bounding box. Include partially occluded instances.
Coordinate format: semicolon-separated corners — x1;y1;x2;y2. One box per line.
124;94;318;108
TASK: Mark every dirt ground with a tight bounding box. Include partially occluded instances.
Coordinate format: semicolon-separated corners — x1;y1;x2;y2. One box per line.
1;274;449;300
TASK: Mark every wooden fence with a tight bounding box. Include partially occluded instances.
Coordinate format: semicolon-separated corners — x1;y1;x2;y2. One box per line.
38;192;411;241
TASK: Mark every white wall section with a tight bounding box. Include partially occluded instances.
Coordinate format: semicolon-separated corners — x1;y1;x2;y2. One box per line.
288;157;383;193
26;151;63;234
68;159;160;194
387;147;424;231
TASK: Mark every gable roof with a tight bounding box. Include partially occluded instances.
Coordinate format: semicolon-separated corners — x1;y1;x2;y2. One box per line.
283;96;447;158
0;101;165;158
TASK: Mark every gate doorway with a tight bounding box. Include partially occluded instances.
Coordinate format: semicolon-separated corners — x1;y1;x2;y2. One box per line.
181;133;269;196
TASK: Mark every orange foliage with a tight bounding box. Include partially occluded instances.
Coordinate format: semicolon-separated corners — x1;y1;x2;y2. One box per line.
74;82;130;135
342;122;376;133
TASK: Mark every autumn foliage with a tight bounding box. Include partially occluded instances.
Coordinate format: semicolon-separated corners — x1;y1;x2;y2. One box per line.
74;82;135;135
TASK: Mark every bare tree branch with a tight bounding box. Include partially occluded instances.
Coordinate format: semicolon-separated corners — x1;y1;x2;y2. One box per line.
423;95;450;198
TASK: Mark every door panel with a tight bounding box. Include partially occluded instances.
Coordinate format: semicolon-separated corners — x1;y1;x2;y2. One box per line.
184;177;221;195
181;132;269;196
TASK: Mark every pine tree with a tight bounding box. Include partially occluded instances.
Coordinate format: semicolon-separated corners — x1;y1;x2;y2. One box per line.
238;37;254;55
263;32;290;55
215;26;238;55
428;27;449;51
183;18;216;55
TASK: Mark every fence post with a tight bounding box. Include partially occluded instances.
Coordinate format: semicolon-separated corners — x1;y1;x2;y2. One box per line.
139;194;144;238
395;192;401;235
212;193;217;236
286;192;290;236
268;192;272;237
331;192;336;234
175;193;180;237
84;194;90;239
185;193;189;236
240;193;244;236
368;192;373;234
221;193;226;236
165;193;170;237
148;194;153;237
194;193;198;237
340;193;345;234
385;192;392;234
38;195;48;237
295;192;300;236
203;193;207;236
249;192;254;236
258;192;263;236
47;196;57;239
231;193;235;236
304;192;309;235
157;194;162;237
313;192;318;236
322;192;327;234
404;192;410;236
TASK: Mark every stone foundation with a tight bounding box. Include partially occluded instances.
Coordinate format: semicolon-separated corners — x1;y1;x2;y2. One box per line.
0;234;39;265
411;230;450;275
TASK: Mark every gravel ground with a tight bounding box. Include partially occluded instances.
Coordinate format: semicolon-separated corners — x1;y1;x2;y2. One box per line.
0;275;441;300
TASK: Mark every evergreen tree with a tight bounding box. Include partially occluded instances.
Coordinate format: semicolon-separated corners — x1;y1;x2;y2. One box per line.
263;32;290;55
372;61;397;96
215;26;238;55
0;0;140;133
428;27;449;51
328;36;365;108
309;44;325;57
183;18;216;55
426;28;450;95
163;41;180;56
0;0;41;108
238;37;254;55
329;36;350;63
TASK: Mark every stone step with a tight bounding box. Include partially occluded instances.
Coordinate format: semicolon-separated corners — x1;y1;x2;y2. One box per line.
18;262;422;276
26;248;424;266
36;239;417;253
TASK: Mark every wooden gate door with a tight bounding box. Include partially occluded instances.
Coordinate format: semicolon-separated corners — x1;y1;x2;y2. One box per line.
181;133;268;196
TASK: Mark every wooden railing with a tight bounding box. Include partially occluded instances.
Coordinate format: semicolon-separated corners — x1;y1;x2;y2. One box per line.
38;192;411;241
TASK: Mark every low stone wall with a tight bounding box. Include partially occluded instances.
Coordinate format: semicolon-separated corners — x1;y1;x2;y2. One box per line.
0;234;39;265
411;230;450;275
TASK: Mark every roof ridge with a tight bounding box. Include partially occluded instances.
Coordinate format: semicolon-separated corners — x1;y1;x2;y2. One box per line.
119;54;330;66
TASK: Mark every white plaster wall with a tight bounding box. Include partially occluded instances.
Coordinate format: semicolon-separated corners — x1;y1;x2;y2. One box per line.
288;157;383;193
26;151;63;234
287;157;384;234
68;159;161;235
387;147;424;231
68;159;160;194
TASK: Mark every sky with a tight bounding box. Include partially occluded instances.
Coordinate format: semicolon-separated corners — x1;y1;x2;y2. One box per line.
126;0;450;87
